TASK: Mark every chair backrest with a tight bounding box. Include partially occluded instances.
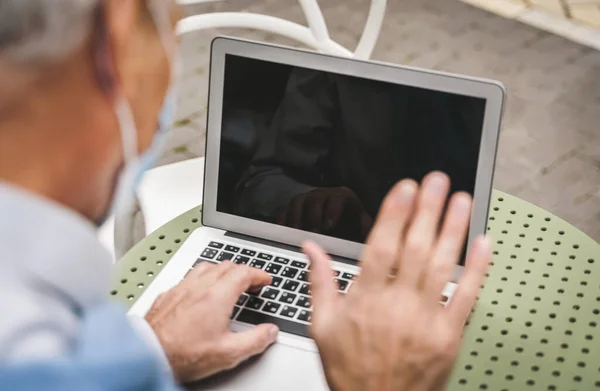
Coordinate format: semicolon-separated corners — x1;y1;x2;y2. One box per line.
176;0;387;210
177;0;387;59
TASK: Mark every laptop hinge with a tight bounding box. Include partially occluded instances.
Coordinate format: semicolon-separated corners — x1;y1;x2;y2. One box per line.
224;231;356;266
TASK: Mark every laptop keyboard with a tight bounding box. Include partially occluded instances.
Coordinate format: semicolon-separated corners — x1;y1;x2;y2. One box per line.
192;240;449;339
191;240;356;338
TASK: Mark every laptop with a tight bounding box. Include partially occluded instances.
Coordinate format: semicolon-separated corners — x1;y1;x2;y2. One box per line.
129;37;505;390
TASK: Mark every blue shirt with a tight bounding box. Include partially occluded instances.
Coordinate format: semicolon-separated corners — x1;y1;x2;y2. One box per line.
0;182;178;389
0;304;179;390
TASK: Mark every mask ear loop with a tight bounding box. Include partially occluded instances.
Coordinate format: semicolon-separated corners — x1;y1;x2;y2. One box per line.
91;2;139;162
91;2;142;253
147;0;178;84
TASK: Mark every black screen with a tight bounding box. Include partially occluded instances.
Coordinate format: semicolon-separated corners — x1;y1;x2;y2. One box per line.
217;54;486;251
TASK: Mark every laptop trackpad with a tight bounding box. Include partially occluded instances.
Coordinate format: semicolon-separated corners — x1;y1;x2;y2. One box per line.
188;342;328;391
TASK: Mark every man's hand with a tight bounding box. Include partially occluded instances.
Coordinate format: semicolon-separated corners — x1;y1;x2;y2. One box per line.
304;172;491;391
145;262;279;382
277;187;373;242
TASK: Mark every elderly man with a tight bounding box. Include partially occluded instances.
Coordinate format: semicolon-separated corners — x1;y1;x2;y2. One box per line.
0;0;491;390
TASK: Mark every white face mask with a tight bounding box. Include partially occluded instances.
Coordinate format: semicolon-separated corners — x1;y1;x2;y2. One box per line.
107;0;179;222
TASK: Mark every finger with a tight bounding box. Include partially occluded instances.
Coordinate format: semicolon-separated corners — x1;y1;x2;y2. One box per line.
341;192;371;241
145;292;171;322
218;324;279;369
216;264;272;304
357;180;417;287
146;287;188;325
323;194;345;232
152;292;168;308
398;172;450;288
286;193;307;229
185;259;215;278
303;241;338;318
275;204;287;225
305;193;326;232
359;212;374;242
447;235;492;328
423;192;472;299
183;261;234;290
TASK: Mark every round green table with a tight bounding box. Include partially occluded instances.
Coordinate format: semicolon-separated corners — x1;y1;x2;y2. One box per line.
112;190;600;391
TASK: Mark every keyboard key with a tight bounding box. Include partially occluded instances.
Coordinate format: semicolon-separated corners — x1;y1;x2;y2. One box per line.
298;310;312;323
250;259;267;269
299;283;311;295
265;263;282;275
296;296;311;308
225;245;240;253
200;248;218;259
193;259;216;268
333;270;341;277
342;272;356;280
274;257;290;265
271;276;283;288
347;282;353;293
236;294;249;306
263;301;281;314
234;255;250;265
208;242;224;249
258;253;273;261
217;252;235;262
282;280;300;292
281;306;298;318
236;309;309;338
291;260;307;269
247;289;260;296
241;249;256;257
246;297;264;310
335;278;348;291
231;306;241;319
261;288;280;300
281;267;299;279
279;292;297;304
298;271;309;282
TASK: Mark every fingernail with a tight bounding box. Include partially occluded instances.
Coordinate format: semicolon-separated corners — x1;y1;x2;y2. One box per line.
269;326;279;343
428;173;447;194
398;181;416;201
455;193;472;215
480;235;492;250
324;218;334;230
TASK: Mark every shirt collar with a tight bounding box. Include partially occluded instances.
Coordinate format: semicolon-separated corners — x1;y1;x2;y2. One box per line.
0;182;112;310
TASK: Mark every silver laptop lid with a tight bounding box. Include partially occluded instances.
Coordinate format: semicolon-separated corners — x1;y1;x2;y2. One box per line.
202;37;504;265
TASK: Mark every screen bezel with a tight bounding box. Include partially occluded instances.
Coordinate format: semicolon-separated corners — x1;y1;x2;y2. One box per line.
202;37;505;266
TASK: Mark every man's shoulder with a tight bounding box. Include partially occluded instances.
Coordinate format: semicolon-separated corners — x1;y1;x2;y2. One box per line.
0;272;78;361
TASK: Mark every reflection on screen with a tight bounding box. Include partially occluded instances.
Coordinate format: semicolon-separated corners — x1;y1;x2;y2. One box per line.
217;54;486;250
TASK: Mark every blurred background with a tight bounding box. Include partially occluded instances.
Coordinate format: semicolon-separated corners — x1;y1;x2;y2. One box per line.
158;0;600;241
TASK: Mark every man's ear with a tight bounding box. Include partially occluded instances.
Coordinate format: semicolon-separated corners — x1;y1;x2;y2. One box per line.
91;0;140;97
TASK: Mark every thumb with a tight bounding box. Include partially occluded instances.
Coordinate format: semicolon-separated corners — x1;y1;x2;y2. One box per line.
220;324;279;366
303;241;338;318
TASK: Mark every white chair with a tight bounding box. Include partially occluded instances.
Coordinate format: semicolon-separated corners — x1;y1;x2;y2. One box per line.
106;0;387;259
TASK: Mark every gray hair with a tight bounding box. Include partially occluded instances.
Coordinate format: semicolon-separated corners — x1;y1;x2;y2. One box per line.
0;0;99;64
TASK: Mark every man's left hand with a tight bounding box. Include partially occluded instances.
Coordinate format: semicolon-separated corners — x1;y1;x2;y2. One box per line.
145;262;279;382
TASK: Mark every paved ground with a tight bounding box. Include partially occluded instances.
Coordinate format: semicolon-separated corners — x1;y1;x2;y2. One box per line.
161;0;600;242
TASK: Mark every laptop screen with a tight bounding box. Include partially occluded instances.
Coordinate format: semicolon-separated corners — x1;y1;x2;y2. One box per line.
216;54;487;257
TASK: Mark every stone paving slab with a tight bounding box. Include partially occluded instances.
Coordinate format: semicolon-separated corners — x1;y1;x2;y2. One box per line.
153;0;600;242
462;0;600;51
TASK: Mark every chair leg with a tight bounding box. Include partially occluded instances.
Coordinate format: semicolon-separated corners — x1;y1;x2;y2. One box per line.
113;195;143;261
354;0;387;59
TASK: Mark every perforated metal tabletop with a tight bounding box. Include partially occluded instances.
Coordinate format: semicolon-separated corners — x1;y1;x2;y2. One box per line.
113;190;600;391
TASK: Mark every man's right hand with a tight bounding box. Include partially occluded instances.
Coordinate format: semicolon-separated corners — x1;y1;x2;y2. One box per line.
277;187;373;242
304;172;491;391
145;262;279;383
